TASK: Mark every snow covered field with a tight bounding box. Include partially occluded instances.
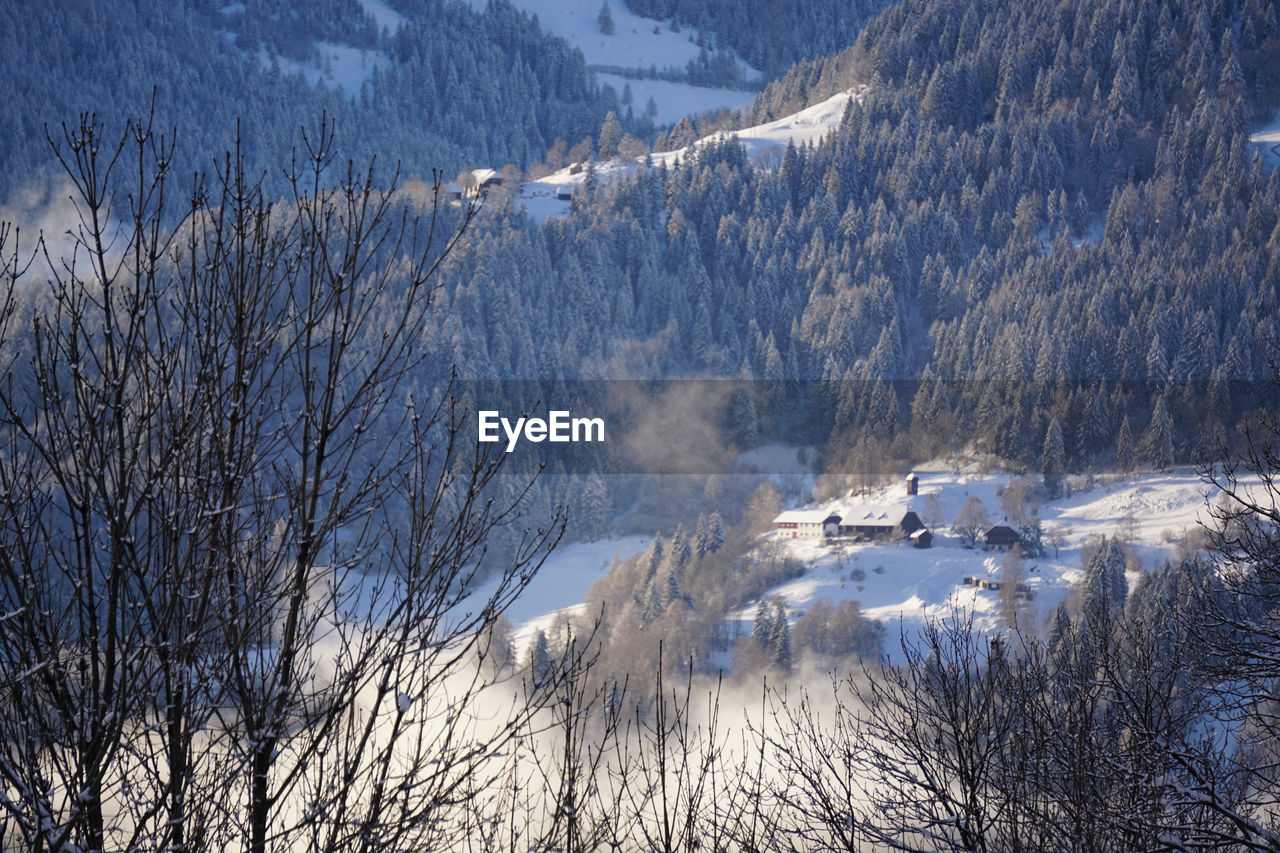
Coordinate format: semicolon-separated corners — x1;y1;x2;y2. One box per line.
266;42;389;96
358;0;407;33
507;465;1220;665
738;465;1217;655
461;0;761;123
481;0;735;74
596;73;756;125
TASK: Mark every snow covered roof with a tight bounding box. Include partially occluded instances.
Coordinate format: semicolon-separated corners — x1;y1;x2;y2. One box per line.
984;524;1020;540
468;168;501;185
840;503;914;526
774;509;835;525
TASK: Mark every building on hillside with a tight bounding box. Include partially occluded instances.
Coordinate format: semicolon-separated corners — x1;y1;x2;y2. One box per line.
469;168;505;190
983;524;1020;551
840;504;925;541
774;509;842;539
906;473;919;495
774;503;925;542
448;168;512;200
910;528;933;548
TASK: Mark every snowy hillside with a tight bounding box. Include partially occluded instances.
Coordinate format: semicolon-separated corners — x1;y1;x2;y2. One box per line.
461;0;760;123
596;74;755;125
471;536;651;657
265;43;390;96
508;466;1220;663
737;466;1217;656
520;87;865;221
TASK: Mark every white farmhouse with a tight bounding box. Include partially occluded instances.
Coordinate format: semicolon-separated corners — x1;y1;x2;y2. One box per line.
773;503;926;542
773;509;843;539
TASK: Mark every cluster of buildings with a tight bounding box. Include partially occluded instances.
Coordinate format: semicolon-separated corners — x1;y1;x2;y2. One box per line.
772;503;933;547
961;575;1034;596
773;473;931;547
771;473;1026;553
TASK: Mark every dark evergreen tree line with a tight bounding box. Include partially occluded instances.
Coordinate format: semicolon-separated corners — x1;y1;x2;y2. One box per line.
426;0;1280;479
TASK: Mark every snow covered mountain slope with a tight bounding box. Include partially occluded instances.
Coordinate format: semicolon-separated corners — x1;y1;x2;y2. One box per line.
504;466;1219;664
520;87;864;221
735;466;1216;657
461;0;760;123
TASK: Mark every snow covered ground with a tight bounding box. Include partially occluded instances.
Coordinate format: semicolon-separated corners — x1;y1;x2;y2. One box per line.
659;87;862;163
471;536;651;657
596;73;756;125
266;43;390;96
497;464;1221;666
1252;109;1280;166
734;465;1217;656
520;87;864;221
460;0;761;124
358;0;407;33
460;0;758;79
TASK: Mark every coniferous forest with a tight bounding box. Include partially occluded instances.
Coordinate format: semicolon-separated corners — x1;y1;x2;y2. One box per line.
4;0;1280;848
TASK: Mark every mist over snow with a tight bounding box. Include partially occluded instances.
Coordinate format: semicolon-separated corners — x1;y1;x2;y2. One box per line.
470;536;651;658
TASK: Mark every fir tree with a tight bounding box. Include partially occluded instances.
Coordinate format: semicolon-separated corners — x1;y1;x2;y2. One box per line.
1080;537;1128;632
770;600;793;670
580;473;612;540
1043;417;1066;498
693;515;710;558
706;511;727;552
598;111;623;159
669;523;692;574
663;567;686;609
597;1;615;35
528;630;553;686
1047;599;1071;663
1116;415;1135;473
752;599;774;643
1144;397;1175;472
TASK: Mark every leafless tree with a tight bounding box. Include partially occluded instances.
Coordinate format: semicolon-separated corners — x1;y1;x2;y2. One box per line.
952;495;990;548
602;649;733;852
1178;408;1280;849
766;614;1019;852
0;111;561;851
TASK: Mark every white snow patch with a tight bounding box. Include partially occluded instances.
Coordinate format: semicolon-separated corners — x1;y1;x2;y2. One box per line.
679;87;861;163
597;73;755;125
519;87;864;222
465;0;759;81
264;42;390;98
1251;109;1280;166
358;0;406;33
494;536;650;657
